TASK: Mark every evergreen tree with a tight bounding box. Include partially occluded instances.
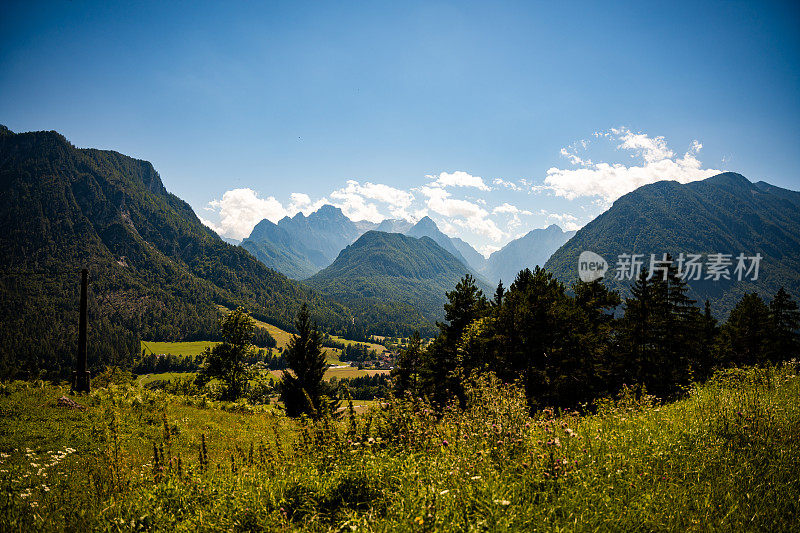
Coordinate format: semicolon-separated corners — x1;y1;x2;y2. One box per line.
768;287;800;361
619;269;658;389
493;280;504;307
419;274;488;406
279;304;339;418
493;267;568;407
696;300;720;380
391;331;422;397
721;293;771;365
195;307;255;400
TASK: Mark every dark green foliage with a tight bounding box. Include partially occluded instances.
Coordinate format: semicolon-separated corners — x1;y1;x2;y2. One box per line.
417;263;800;410
334;374;391;400
617;260;705;398
338;343;378;363
720;293;773;366
769;287;800;360
195;307;256;400
545;172;800;319
418;274;489;406
0;127;352;379
391;331;422;397
279;304;339;418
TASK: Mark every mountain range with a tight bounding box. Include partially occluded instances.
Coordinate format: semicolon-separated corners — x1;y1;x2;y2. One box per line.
544;172;800;317
241;206;574;286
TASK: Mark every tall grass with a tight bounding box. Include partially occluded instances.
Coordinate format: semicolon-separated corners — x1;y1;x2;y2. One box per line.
0;362;798;531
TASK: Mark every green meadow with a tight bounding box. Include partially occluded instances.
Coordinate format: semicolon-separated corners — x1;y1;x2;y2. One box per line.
1;363;798;532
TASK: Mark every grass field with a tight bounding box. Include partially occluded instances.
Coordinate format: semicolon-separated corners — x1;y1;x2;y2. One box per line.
136;372;198;386
2;363;797;531
140;341;219;357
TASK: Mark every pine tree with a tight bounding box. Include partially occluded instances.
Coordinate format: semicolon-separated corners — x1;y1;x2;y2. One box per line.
391;331;422;397
696;300;720;380
279;304;339;418
722;293;771;365
493;280;504;307
768;287;800;361
419;274;488;406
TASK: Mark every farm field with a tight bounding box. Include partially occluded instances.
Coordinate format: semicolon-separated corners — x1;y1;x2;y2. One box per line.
1;363;798;531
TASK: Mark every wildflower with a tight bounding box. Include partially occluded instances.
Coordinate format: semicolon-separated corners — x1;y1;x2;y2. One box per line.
564;428;575;437
493;499;511;506
470;475;481;481
439;489;449;495
414;517;424;525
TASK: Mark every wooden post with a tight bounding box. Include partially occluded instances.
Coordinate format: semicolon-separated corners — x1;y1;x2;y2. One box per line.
73;268;91;393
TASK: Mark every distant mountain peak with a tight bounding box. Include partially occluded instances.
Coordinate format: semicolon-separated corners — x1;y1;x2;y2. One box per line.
313;204;346;218
412;216;439;231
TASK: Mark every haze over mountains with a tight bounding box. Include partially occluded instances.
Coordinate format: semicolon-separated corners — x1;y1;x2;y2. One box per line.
545;172;800;317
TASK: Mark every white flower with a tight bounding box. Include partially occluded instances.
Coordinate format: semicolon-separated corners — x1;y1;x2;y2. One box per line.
493;499;511;506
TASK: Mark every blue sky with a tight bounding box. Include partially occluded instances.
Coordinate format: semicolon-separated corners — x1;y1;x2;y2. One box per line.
2;1;799;254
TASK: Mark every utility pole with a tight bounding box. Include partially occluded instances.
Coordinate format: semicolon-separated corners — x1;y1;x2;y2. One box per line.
73;268;91;393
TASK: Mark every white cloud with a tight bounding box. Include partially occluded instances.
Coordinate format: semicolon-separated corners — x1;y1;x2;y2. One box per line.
492;203;533;216
331;180;415;221
479;244;501;258
544;127;721;202
205;188;291;240
420;186;505;242
427;171;491;191
329;189;384;223
493;177;521;191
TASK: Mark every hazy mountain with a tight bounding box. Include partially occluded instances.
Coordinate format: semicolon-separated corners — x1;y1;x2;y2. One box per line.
484;225;576;285
451;237;487;272
241;205;362;279
544;172;800;317
277;205;362;264
377;219;413;233
405;216;471;267
241;219;326;279
0;126;351;378
306;231;491;331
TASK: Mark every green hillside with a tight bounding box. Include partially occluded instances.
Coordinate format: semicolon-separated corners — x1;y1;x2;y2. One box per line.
306;231;490;334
